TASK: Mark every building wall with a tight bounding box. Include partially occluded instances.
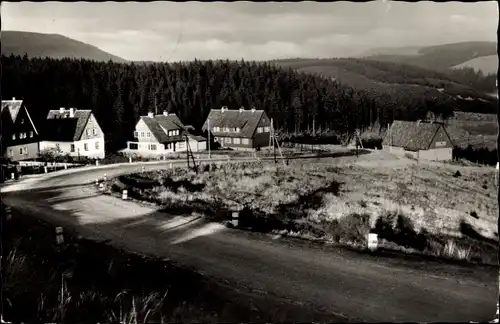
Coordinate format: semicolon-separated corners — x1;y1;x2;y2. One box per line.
215;136;253;149
40;138;105;159
252;114;272;148
6;142;40;161
80;113;104;141
134;119;160;143
419;148;452;161
428;126;454;149
126;139;206;155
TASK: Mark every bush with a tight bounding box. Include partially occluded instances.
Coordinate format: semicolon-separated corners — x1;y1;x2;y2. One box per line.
329;213;371;244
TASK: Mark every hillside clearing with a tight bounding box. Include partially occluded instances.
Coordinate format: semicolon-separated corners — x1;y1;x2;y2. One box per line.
105;153;498;264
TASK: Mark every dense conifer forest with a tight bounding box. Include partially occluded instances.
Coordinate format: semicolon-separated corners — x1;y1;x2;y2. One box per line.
2;54;496;151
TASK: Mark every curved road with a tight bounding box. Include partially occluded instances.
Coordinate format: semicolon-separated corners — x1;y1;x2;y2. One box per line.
2;158;498;322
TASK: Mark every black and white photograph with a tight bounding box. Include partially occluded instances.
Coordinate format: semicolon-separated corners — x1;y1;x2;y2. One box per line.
1;1;499;323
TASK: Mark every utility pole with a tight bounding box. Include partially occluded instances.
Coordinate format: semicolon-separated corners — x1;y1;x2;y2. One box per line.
312;116;315;153
154;92;158;115
207;118;211;159
271;118;277;163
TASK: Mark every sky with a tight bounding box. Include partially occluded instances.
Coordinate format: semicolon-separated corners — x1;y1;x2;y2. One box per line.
2;1;498;62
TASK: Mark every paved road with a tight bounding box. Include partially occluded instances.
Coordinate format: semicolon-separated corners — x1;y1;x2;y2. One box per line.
2;158;498;322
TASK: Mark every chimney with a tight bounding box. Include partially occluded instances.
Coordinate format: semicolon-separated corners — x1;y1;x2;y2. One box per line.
239;106;245;112
12;97;16;101
59;107;65;113
221;106;227;112
251;106;256;113
69;107;75;118
163;110;168;116
147;112;154;118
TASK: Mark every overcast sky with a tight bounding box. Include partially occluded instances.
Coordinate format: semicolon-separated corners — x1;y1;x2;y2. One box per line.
2;1;498;62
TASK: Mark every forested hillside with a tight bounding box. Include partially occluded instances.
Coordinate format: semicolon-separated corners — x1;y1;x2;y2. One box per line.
1;55;489;152
272;58;497;95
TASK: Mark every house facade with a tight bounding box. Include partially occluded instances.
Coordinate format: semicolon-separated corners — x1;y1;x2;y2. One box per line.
39;107;106;159
383;120;454;161
1;98;41;161
125;111;206;157
202;106;272;151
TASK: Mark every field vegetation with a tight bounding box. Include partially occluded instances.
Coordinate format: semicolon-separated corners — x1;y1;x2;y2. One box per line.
104;159;498;265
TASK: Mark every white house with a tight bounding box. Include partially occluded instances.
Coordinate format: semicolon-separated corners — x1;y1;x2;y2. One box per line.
39;107;105;159
124;111;206;157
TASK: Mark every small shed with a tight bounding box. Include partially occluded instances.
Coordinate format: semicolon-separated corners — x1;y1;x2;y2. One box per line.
383;120;454;161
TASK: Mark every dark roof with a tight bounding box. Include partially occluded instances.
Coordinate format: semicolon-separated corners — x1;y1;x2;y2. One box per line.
384;120;450;151
1;100;23;122
43;109;92;141
187;134;207;142
202;108;266;138
141;113;202;144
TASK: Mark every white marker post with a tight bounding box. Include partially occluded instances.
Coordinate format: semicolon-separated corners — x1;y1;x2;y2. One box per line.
55;226;64;245
95;178;99;186
99;183;105;191
129;156;133;164
142;166;145;173
231;211;239;228
44;166;48;173
11;173;15;180
96;160;99;166
64;163;68;170
169;163;173;169
122;190;128;200
367;233;378;251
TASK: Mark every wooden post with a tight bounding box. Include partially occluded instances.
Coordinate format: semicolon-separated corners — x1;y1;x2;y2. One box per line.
208;118;211;159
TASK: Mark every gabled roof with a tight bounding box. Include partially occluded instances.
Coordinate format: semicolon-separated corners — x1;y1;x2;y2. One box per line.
43;109;92;141
140;113;193;144
384;120;451;151
202;108;266;138
1;100;22;122
1;99;39;135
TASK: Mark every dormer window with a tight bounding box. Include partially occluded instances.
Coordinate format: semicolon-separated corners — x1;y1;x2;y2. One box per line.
20;118;25;124
223;127;229;133
12;134;16;140
236;127;241;132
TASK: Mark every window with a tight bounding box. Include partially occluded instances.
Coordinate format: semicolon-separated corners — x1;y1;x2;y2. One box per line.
29;131;33;138
225;137;231;143
140;131;145;138
149;144;157;150
95;141;100;150
214;137;218;142
257;127;263;133
24;146;27;154
166;143;172;150
129;143;138;150
213;127;220;132
146;132;151;138
86;129;91;136
84;143;89;151
223;127;230;133
236;127;241;132
8;149;13;157
12;134;16;140
19;148;23;154
242;138;249;145
264;126;270;132
177;142;185;149
233;138;241;144
176;130;179;135
20;133;26;139
70;144;75;152
435;141;446;147
92;128;97;135
134;131;139;138
20;118;25;124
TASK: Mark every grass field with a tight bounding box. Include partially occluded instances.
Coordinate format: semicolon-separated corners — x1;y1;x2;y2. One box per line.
106;151;498;265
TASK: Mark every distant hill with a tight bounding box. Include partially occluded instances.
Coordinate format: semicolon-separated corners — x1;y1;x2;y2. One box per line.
360;41;497;73
1;31;127;63
451;55;498;75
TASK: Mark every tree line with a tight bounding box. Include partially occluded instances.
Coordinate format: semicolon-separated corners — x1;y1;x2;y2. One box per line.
2;54;490;152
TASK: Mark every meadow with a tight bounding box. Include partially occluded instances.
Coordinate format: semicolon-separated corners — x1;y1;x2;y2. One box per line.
105;156;498;265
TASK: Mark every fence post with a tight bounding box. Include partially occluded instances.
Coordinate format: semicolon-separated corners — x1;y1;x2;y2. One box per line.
11;172;15;180
96;160;99;166
122;190;128;200
99;183;104;191
64;163;68;170
44;166;48;173
129;156;133;164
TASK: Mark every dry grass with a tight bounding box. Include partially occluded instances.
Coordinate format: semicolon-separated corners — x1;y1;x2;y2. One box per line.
112;156;498;264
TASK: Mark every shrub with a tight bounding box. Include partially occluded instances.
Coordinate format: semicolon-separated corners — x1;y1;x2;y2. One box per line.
330;213;371;244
